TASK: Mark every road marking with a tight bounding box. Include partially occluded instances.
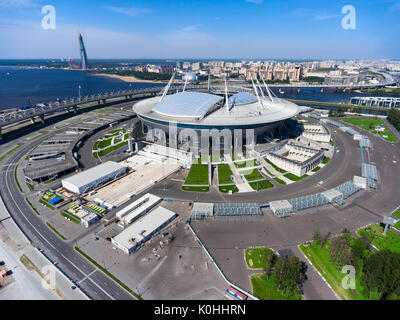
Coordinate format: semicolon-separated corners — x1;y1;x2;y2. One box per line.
4;160;116;300
77;269;97;284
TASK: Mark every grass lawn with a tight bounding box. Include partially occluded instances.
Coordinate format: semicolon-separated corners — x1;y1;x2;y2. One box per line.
0;144;22;162
245;248;274;269
232;153;243;161
284;172;308;181
273;177;286;185
26;182;34;191
357;224;400;254
61;212;81;224
94;141;128;158
218;164;234;185
184;164;209;185
219;185;238;193
242;169;265;182
343;118;383;129
263;167;274;177
377;128;398;143
97;138;112;149
46;222;66;240
210;154;220;163
25;198;40;216
182;186;209;192
343;118;398;143
249;180;274;191
234;159;257;168
393;208;400;230
251;274;301;300
322;157;330;164
300;241;378;300
265;158;287;174
14;164;23;193
75;246;142;300
312;166;321;172
39;199;55;210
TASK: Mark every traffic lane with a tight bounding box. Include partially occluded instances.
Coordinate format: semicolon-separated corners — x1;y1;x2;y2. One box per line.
1;142;134;300
148;126;362;202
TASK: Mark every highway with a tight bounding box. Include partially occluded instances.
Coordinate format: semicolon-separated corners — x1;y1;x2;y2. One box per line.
0;132;135;300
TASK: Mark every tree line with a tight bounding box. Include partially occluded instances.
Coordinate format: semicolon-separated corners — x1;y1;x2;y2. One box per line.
263;250;306;299
387;108;400;132
312;228;400;300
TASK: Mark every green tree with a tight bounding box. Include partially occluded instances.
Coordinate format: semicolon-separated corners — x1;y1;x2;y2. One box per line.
264;250;276;279
312;229;323;247
361;250;400;300
350;238;367;270
330;234;352;268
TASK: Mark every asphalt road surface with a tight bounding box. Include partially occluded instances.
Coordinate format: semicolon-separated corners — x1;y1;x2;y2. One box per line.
0;131;135;300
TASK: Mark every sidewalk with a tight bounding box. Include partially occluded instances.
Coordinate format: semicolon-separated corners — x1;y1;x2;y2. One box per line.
0;195;88;300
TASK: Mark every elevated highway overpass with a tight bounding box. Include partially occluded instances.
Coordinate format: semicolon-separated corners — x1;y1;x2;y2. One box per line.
0;78;395;139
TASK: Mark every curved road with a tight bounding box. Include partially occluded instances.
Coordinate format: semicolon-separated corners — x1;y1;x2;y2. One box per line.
0;132;135;300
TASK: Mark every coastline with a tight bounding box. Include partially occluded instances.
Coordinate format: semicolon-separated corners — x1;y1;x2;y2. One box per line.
93;73;167;84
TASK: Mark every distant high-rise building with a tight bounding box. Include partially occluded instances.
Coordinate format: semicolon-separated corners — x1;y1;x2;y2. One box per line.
78;32;89;70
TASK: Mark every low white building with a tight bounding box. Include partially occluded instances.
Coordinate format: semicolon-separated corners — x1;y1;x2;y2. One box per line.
112;207;177;254
116;193;162;225
301;123;331;143
81;212;99;228
62;161;127;194
266;142;325;176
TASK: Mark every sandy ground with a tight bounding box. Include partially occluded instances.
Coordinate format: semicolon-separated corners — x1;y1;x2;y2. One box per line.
94;73;166;84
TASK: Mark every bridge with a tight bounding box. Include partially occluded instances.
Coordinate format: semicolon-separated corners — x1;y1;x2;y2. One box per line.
0;84;252;138
0;77;396;139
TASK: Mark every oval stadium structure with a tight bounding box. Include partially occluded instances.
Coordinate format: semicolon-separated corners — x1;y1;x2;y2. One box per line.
133;86;300;146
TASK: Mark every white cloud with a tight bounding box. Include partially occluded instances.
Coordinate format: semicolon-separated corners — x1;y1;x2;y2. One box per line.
180;24;201;32
104;6;152;17
0;0;40;7
313;13;341;21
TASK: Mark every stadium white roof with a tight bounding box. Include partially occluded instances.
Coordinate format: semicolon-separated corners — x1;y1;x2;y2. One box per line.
228;92;258;106
62;161;126;189
153;91;223;119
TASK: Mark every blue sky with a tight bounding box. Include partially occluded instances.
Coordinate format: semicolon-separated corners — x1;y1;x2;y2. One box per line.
0;0;399;59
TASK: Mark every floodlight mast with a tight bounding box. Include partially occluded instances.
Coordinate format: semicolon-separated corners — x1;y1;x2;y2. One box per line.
183;76;189;92
256;78;265;99
261;76;275;102
160;72;176;102
251;76;264;111
225;76;229;112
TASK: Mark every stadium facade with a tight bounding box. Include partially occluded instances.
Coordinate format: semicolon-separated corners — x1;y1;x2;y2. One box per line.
133;79;299;154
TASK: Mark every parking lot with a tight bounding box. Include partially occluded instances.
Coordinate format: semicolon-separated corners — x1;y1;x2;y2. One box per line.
76;200;228;300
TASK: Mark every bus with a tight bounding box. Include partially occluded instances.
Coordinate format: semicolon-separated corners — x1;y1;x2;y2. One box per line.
226;286;248;300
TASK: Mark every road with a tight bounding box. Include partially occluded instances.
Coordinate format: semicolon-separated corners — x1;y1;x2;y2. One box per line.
0;131;135;300
148;125;361;203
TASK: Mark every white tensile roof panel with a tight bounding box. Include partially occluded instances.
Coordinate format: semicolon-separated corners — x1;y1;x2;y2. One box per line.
153;91;223;118
62;161;126;189
228;92;258;106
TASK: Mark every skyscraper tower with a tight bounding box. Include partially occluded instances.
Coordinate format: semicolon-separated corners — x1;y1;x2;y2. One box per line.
78;32;89;70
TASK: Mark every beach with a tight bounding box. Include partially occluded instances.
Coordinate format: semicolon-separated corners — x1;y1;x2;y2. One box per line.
94;73;167;84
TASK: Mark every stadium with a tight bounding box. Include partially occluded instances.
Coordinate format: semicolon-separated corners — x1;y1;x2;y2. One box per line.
133;78;300;151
